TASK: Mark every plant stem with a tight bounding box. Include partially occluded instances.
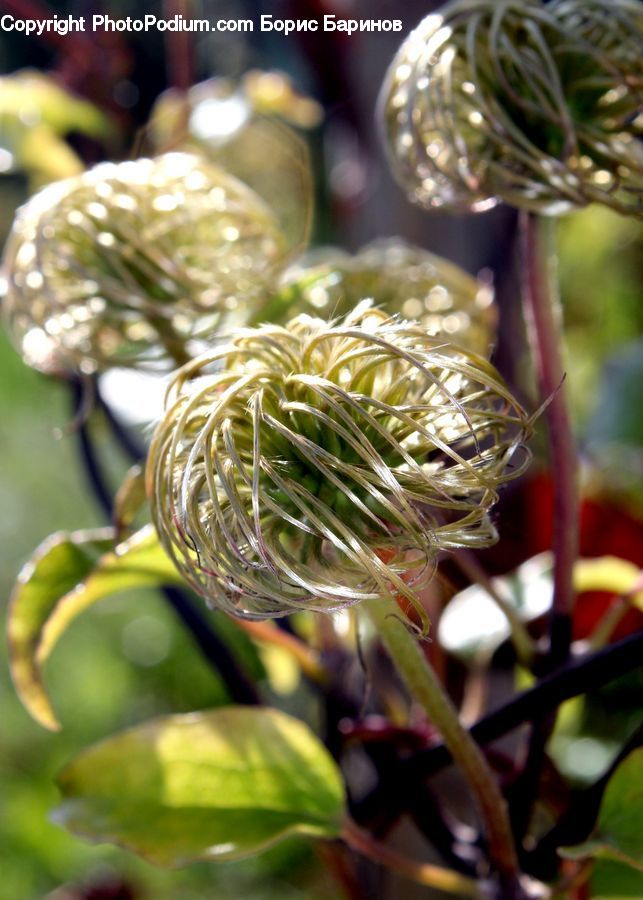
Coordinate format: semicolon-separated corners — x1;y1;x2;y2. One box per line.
316;841;369;900
147;314;192;367
364;596;520;888
404;629;643;781
526;722;643;880
519;211;579;844
163;0;194;93
353;740;479;876
70;378;115;519
588;572;643;649
163;587;259;705
342;818;481;898
520;211;578;668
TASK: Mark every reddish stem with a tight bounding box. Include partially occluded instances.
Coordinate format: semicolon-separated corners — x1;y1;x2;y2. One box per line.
163;0;194;93
520;211;579;667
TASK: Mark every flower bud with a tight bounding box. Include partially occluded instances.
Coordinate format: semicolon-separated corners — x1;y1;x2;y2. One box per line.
380;0;643;216
147;304;530;621
267;239;496;356
3;152;286;374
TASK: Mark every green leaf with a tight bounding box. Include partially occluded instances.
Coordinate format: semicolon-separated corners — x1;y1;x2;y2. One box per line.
560;749;643;873
54;707;346;866
0;71;110;185
0;70;108;138
8;528;115;731
590;860;643;899
8;525;183;730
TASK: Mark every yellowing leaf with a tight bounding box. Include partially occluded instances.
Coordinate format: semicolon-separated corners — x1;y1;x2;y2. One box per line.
54;707;346;865
8;525;183;730
574;557;643;611
8;528;115;731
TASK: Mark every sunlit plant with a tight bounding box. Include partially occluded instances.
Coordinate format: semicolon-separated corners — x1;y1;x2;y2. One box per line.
264;238;496;356
3;10;643;900
3;152;286;374
148;303;529;623
380;0;643;215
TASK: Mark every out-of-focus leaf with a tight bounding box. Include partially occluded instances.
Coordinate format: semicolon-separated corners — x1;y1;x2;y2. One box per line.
0;70;108;138
590;859;643;899
439;554;642;660
54;707;346;865
574;557;643;612
259;644;301;695
19;125;84;182
586;343;643;450
9;525;183;730
560;749;643;872
584;342;643;508
438;553;552;661
0;70;109;186
7;528;115;731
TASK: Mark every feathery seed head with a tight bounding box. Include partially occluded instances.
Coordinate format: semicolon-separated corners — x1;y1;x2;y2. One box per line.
148;304;531;623
380;0;643;216
266;239;496;357
3;152;286;374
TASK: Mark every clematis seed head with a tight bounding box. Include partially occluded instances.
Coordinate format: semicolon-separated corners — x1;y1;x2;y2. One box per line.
147;304;531;623
265;239;496;357
380;0;643;216
2;152;286;374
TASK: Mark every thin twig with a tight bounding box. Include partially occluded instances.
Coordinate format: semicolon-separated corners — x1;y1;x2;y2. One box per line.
95;379;146;461
526;722;643;880
354;632;643;870
316;841;369;900
518;211;579;842
70;379;114;518
453;549;536;667
232;618;329;684
342;818;481;898
163;0;194;93
163;587;259;705
352;739;479;876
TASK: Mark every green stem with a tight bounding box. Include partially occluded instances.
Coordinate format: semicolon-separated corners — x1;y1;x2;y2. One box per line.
588;596;630;650
148;314;192;367
364;596;521;888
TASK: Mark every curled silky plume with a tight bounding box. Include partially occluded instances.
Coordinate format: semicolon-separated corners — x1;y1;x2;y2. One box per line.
147;303;532;624
2;152;286;374
380;0;643;216
264;238;496;357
